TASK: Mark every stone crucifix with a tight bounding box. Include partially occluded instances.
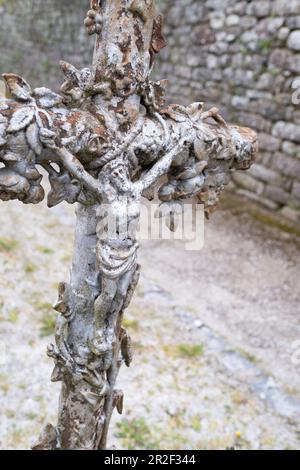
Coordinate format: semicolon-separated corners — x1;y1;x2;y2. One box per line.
0;0;258;450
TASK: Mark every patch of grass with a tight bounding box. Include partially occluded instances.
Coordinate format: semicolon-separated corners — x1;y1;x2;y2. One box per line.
5;409;16;419
163;343;204;359
231;390;248;406
25;412;38;421
8;426;23;447
17;383;27;390
269;67;280;76
0;375;9;394
251;211;300;238
123;318;139;331
0;238;18;252
236;347;257;363
221;193;300;238
34;302;53;311
60;254;71;262
8;308;19;323
25;261;37;273
132;341;145;351
160;429;190;450
196;436;233;450
115;417;160;450
0;382;10;394
259;38;273;52
178;344;204;358
37;246;54;255
240;46;248;55
34;395;43;403
45;222;57;229
191;414;202;432
39;311;56;338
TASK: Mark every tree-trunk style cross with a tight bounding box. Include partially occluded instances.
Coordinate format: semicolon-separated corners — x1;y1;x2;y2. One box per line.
0;0;258;450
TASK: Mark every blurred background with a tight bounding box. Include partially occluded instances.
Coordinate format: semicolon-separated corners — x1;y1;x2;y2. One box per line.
0;0;300;450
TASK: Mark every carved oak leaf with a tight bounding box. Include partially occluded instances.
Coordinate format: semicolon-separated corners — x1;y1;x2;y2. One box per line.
2;73;32;102
7;106;35;133
33;88;63;108
38;128;56;148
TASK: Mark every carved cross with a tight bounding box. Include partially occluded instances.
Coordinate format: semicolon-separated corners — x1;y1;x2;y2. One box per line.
0;1;258;450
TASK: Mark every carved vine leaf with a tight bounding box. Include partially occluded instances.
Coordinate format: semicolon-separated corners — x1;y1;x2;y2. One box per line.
2;73;32;102
151;15;167;54
0;115;8;146
141;79;168;111
33;88;63;108
7;106;35;133
26;123;43;155
60;61;91;102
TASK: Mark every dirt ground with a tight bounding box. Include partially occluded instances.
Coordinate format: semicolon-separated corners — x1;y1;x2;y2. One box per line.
0;192;299;450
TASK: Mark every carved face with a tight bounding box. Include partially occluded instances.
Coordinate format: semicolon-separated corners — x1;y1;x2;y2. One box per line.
110;164;131;193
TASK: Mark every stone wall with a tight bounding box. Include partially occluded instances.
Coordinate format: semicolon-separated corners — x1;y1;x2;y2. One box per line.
0;0;93;90
0;0;300;222
155;0;300;223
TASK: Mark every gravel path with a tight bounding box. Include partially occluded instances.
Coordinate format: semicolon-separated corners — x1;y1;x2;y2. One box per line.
0;194;299;450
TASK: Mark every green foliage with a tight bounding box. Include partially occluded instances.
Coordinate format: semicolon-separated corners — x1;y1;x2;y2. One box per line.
39;312;56;337
0;238;18;252
123;318;139;331
24;261;37;273
116;417;160;450
163;343;204;359
37;246;54;254
259;38;273;52
8;308;19;323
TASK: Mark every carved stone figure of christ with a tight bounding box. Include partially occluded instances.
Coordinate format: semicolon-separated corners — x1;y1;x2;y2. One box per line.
0;0;258;450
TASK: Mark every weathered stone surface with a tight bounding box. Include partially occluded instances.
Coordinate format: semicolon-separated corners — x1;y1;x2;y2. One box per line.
292;181;300;200
264;185;291;205
273;153;300;178
287;31;300;51
273;122;300;143
282;141;300;157
232;173;264;195
272;0;300;16
248;164;281;184
155;0;300;219
247;1;271;18
258;134;281;152
281;206;300;222
286;16;300;30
